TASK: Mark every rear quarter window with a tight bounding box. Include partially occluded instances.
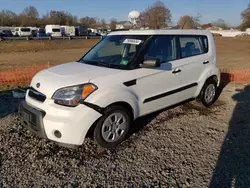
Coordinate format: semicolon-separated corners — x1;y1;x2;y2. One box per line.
200;36;209;53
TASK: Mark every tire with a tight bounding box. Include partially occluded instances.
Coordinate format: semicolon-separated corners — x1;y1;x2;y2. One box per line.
93;105;132;148
200;79;218;107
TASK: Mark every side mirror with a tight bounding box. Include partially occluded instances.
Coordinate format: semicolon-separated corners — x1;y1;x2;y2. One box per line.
140;58;161;68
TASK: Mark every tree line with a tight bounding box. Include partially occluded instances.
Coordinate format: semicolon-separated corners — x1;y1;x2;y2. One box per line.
0;1;249;31
0;6;111;28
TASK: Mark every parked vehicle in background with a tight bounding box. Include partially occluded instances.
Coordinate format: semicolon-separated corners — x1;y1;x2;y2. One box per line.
60;26;75;36
30;27;38;37
89;32;101;36
36;28;47;37
0;30;13;37
98;29;108;36
88;29;101;36
45;25;62;37
75;26;88;36
20;29;220;149
13;27;32;37
236;33;250;37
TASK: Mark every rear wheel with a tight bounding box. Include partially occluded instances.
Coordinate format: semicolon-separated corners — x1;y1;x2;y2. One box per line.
93;105;132;148
200;79;218;107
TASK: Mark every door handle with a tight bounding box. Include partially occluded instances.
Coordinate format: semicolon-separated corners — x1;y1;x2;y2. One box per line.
172;69;181;74
203;60;209;64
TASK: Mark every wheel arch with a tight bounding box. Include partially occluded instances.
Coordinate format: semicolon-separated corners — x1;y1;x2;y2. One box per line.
86;101;134;139
195;67;220;97
196;74;219;99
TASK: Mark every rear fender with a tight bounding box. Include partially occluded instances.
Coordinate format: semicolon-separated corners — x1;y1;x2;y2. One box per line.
195;67;220;97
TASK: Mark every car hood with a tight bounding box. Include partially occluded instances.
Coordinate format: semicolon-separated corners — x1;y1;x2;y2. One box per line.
30;62;122;98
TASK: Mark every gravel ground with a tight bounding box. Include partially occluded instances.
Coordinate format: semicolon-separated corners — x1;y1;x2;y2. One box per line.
0;84;250;187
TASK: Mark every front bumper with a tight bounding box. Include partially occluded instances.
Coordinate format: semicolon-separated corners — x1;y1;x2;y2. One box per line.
19;100;47;139
20;92;103;145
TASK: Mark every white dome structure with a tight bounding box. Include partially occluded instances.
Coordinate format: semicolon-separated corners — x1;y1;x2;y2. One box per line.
128;10;140;25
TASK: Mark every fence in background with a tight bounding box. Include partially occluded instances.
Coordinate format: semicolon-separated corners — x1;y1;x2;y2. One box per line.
0;36;103;41
210;30;250;37
1;65;250;86
0;64;55;85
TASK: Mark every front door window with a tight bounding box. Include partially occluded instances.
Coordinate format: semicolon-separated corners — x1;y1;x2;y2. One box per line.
144;36;177;63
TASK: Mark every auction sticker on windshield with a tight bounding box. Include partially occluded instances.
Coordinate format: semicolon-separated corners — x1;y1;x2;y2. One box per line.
123;39;142;45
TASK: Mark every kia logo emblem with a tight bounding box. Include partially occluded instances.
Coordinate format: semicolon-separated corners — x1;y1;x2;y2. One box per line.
36;83;40;88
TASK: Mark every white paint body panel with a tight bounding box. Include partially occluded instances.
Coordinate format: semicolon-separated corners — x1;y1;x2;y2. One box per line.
45;25;62;37
60;26;76;36
25;30;220;145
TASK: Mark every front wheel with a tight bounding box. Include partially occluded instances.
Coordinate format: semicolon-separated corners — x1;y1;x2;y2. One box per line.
200;79;218;107
93;106;132;148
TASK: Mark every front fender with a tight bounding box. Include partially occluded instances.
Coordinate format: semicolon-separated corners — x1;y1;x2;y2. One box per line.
85;86;140;119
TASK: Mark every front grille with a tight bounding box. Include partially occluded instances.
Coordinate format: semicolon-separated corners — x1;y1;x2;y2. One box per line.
28;88;46;102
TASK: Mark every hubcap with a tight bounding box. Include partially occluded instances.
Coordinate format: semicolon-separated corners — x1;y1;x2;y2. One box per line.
101;112;127;142
204;84;216;104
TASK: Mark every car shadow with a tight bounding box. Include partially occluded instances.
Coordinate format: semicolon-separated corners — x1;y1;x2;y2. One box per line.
0;88;26;118
209;85;250;188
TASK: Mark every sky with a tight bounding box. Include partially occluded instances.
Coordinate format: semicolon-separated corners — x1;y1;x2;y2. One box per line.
1;0;249;26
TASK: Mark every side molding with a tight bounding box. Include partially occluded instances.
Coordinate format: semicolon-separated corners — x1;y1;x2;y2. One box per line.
144;83;198;103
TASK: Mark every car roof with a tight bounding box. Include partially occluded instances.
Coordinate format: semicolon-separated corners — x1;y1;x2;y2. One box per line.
108;29;212;36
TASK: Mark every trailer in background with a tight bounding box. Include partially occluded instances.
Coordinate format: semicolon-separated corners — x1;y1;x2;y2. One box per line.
13;27;32;37
75;26;88;36
60;26;75;36
45;25;62;37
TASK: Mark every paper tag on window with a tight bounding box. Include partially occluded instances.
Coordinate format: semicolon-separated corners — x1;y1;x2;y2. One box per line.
123;39;142;45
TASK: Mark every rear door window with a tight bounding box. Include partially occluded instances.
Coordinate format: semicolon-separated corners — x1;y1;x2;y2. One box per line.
179;37;202;58
178;35;209;58
200;36;209;53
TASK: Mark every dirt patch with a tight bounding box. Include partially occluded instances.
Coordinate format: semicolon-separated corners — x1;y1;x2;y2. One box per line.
0;39;99;53
215;37;250;69
0;39;99;70
0;37;250;70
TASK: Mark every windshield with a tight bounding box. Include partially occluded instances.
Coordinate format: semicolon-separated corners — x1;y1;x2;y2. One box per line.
52;28;60;32
21;28;30;32
80;35;148;69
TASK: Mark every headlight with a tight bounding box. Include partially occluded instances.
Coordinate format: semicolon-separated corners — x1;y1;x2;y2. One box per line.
52;83;97;107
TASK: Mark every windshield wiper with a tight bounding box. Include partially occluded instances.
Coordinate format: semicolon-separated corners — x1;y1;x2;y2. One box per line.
97;61;111;68
81;60;127;69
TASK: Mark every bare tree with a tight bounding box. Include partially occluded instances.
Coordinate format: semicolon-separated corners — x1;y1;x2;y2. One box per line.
0;6;82;27
109;18;117;30
213;19;229;29
240;3;250;31
22;6;39;18
0;10;17;26
80;16;97;28
138;11;150;28
178;15;196;29
138;1;172;29
101;19;107;29
193;13;202;27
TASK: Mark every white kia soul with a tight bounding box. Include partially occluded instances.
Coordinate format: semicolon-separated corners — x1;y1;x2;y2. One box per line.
19;30;220;148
